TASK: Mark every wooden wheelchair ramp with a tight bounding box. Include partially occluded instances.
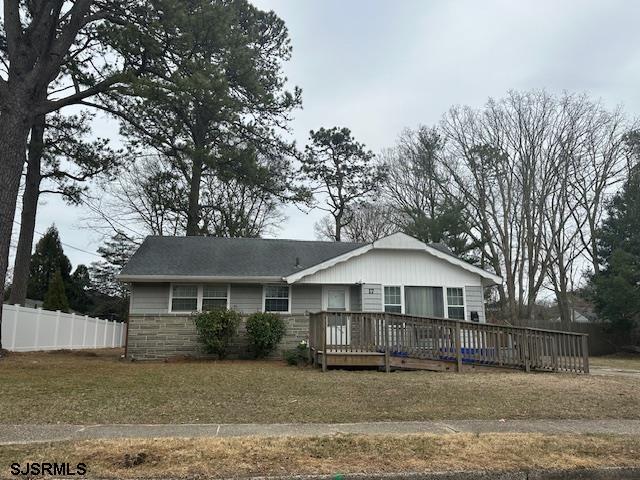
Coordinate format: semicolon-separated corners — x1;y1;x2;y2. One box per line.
309;312;589;374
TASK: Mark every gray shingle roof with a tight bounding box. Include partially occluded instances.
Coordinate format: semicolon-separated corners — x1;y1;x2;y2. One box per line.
120;236;367;278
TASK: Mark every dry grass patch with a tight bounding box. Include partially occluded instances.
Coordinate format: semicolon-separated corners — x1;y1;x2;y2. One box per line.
591;354;640;371
1;434;639;478
1;350;640;424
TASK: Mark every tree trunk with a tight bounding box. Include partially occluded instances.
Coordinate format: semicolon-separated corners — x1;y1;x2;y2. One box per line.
8;116;46;306
334;211;342;242
0;110;32;351
186;155;203;236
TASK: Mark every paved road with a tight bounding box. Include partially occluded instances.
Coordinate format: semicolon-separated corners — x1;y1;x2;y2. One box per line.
2;419;640;445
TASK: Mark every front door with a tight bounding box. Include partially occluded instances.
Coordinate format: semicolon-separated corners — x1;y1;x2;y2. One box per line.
326;287;350;346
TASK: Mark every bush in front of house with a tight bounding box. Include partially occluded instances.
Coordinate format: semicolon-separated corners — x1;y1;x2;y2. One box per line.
193;309;240;359
245;312;286;358
285;340;309;367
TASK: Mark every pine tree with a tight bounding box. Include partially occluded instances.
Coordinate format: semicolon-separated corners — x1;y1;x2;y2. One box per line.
591;166;640;332
302;127;387;241
90;234;138;298
43;270;70;313
26;226;72;301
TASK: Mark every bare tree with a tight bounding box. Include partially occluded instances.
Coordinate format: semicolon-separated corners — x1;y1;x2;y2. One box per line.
200;173;285;238
381;127;475;256
93;155;285;240
441;90;631;323
314;202;396;243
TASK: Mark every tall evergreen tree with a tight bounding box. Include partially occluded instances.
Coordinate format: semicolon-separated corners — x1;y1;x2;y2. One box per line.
26;226;72;302
107;0;304;236
68;265;93;314
90;234;138;298
591;166;640;332
43;270;70;313
302;127;386;241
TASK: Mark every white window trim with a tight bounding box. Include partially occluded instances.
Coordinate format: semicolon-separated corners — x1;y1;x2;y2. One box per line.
263;284;292;314
169;283;230;313
382;285;403;314
444;286;466;321
322;285;351;312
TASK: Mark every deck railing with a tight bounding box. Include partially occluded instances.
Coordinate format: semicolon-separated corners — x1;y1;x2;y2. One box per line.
308;311;589;374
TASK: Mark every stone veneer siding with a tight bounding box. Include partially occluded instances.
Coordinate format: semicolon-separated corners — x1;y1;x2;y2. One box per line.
126;314;309;360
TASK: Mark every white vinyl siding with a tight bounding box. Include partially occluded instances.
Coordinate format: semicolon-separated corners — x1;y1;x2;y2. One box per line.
464;285;486;323
290;285;322;314
229;285;262;313
295;249;482;287
130;283;170;314
362;284;383;312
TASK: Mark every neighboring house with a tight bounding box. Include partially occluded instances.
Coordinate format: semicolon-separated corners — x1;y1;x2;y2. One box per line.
551;309;597;324
118;232;502;360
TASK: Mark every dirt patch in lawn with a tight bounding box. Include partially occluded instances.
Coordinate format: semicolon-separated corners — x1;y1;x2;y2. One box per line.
1;434;639;478
1;350;640;424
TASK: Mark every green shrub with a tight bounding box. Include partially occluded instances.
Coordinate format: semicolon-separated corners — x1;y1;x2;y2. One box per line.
285;340;309;367
193;309;240;359
245;312;286;358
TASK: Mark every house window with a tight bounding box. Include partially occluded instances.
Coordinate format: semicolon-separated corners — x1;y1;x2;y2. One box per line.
264;285;289;312
171;284;198;312
384;286;402;313
447;287;465;320
202;285;228;311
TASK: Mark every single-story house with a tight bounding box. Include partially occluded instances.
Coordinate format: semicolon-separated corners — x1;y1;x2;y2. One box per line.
118;232;502;360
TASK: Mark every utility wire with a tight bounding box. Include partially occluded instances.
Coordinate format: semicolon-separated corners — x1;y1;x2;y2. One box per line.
12;220;102;259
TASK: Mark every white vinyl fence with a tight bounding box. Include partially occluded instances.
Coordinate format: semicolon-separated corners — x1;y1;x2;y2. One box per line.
2;304;126;352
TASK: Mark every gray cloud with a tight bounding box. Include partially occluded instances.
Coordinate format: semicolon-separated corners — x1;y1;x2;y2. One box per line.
14;0;640;268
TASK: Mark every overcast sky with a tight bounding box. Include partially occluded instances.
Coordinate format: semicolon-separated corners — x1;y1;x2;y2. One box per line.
14;0;640;270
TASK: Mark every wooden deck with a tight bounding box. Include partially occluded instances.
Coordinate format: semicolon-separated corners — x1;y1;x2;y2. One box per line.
309;312;589;374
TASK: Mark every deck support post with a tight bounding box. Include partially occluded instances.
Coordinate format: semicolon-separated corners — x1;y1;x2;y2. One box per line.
551;335;558;372
322;313;328;372
582;335;589;374
454;322;463;373
523;330;531;373
384;315;390;373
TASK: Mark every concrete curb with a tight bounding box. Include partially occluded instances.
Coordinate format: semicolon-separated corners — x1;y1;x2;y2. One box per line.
241;468;640;480
96;468;640;480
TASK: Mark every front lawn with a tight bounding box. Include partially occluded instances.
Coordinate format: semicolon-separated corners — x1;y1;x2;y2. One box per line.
591;354;640;371
2;434;639;478
1;349;639;424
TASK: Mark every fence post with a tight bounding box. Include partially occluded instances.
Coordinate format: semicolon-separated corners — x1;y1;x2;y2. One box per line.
11;305;19;351
82;315;88;347
53;311;61;349
582;335;590;374
455;321;463;372
384;315;390;373
523;330;531;372
93;319;98;348
551;335;558;372
34;308;42;351
322;313;328;372
111;321;117;347
69;313;76;349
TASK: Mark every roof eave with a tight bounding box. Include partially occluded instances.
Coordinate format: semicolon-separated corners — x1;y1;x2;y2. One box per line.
117;274;285;283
